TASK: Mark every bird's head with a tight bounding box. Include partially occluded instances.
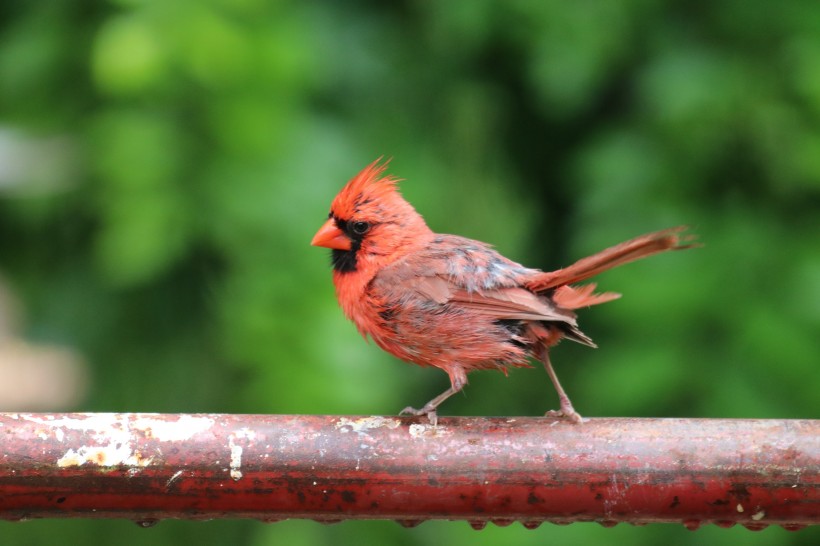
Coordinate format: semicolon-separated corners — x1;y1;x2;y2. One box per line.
311;158;432;274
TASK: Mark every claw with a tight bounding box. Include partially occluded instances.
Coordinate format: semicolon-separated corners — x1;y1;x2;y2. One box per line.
400;406;439;426
545;408;584;424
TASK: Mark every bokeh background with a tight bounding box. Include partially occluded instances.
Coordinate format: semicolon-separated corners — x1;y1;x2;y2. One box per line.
1;1;818;545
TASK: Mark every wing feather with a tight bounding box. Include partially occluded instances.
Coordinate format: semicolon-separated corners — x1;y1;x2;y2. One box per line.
408;276;578;325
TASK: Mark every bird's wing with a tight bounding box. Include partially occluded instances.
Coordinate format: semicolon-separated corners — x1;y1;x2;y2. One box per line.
374;235;579;325
409;275;579;325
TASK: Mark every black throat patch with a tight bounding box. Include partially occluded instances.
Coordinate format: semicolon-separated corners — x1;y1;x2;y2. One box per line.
331;247;358;273
330;217;364;273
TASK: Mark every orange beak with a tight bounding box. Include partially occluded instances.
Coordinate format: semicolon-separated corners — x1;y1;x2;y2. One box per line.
311;218;351;250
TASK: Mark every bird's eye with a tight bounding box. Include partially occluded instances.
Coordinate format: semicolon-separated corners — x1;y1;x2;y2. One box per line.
351;221;370;235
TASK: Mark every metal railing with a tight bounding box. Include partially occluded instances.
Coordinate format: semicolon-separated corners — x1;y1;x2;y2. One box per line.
0;413;816;530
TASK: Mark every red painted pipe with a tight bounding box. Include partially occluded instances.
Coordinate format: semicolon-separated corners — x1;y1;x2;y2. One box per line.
0;413;816;530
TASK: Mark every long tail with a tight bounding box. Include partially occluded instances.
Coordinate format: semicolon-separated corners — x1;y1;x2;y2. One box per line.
526;226;697;306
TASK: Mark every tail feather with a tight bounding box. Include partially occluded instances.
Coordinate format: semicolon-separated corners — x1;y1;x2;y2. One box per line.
552;284;621;309
527;226;696;293
529;320;597;348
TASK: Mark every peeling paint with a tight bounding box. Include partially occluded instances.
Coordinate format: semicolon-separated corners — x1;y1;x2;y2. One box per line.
131;415;215;441
408;423;448;438
752;510;765;521
24;413;126;436
28;414;150;469
335;416;401;434
40;415;216;469
227;428;255;481
228;439;243;481
57;444;153;468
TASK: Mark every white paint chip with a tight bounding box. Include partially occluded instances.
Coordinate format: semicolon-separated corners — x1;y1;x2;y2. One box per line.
229;439;243;481
408;423;448;438
57;444;153;468
227;428;255;481
47;414;152;469
132;415;214;441
335;416;401;434
42;414;214;470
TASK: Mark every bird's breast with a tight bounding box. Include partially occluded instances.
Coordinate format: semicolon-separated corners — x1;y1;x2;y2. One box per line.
332;269;382;336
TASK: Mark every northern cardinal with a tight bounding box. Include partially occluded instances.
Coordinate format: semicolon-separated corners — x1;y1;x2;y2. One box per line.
312;159;695;424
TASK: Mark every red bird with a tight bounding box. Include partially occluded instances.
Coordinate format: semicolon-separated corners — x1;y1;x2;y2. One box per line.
312;159;694;424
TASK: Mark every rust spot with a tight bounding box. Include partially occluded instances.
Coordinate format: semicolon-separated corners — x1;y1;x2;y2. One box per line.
669;496;680;509
527;492;543;505
341;490;356;503
709;499;729;506
729;484;751;503
56;497;66;504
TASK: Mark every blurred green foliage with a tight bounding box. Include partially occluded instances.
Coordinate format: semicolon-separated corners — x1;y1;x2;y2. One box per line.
0;1;818;545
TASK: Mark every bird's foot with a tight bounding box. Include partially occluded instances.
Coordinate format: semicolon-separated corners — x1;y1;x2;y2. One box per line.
545;405;584;424
400;405;439;426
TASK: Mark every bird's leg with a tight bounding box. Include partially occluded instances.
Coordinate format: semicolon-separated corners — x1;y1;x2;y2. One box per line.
400;367;466;426
400;387;457;426
541;351;584;424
